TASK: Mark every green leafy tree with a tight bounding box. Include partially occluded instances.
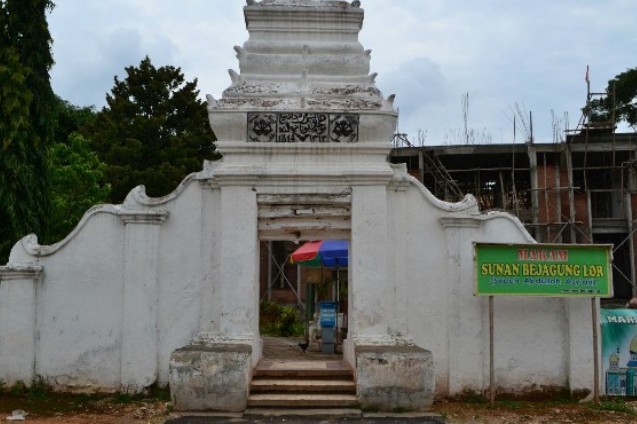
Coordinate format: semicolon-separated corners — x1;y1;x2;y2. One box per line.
589;67;637;129
83;56;217;203
6;0;56;143
47;134;111;243
40;97;110;244
53;96;96;144
0;0;55;262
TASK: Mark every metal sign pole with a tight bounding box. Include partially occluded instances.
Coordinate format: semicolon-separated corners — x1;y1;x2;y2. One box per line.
489;295;495;405
592;297;600;404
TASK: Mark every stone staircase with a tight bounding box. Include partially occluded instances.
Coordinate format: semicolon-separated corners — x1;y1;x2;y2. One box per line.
247;359;359;410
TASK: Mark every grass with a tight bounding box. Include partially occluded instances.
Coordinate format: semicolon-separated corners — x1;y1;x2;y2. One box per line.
435;396;637;424
5;378;51;399
495;400;526;410
113;385;170;404
592;399;636;415
0;380;171;417
437;390;635;416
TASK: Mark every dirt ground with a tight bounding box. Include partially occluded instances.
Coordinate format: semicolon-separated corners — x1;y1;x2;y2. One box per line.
7;338;633;422
2;394;637;424
435;398;637;423
0;393;169;424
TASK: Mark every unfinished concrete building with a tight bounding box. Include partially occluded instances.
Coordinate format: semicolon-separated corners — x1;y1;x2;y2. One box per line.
391;130;637;302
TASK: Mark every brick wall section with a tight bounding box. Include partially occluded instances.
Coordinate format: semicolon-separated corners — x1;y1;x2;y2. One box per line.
537;164;556;224
574;193;592;243
535;162;592;244
537;164;560;241
559;167;571;242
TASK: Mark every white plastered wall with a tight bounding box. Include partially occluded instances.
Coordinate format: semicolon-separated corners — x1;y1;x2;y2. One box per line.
388;175;594;397
0;166;595;397
0;175;211;391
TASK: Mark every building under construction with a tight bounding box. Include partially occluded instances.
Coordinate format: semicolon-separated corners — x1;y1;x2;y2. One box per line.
391;129;637;302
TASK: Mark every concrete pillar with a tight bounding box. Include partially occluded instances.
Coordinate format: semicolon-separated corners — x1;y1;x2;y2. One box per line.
198;182;219;335
0;266;42;385
169;186;257;412
388;180;410;342
196;186;260;354
119;211;167;390
221;186;258;346
440;217;484;395
350;183;436;411
350;185;392;345
566;298;595;394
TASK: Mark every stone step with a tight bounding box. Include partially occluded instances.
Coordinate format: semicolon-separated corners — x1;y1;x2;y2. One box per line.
247;393;359;408
244;408;362;417
253;361;353;379
253;368;353;378
250;378;356;393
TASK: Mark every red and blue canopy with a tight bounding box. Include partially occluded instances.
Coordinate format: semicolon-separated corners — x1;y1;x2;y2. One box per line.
290;240;349;268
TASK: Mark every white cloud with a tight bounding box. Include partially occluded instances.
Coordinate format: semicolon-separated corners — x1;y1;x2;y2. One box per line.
48;0;636;143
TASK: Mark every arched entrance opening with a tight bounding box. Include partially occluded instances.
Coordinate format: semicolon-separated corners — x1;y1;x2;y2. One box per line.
258;240;349;357
248;195;356;409
256;192;352;361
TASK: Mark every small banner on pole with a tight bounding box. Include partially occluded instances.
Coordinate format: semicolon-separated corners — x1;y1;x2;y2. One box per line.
474;243;613;298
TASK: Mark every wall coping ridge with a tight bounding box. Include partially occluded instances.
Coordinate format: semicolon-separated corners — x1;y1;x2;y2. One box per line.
439;212;536;243
0;265;43;281
10;205;168;260
403;173;478;213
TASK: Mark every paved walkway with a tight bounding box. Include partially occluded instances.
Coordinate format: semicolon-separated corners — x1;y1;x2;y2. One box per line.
258;336;350;374
261;336;342;360
165;415;446;424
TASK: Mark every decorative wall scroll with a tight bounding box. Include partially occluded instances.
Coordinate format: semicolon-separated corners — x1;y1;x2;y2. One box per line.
330;114;359;143
247;113;359;143
247;113;277;143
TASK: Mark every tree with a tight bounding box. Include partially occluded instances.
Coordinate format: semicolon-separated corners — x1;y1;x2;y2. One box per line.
589;67;637;129
6;0;56;143
53;96;97;144
41;97;110;244
83;56;217;203
0;0;55;262
47;134;111;243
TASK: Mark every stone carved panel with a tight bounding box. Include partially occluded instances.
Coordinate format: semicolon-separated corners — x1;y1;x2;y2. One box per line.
247;113;277;143
247;112;359;143
278;113;328;143
330;114;359;143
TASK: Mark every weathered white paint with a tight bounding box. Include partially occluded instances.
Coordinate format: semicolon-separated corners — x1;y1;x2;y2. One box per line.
0;267;41;385
0;0;595;400
356;345;435;411
120;212;166;389
170;344;253;411
350;185;393;346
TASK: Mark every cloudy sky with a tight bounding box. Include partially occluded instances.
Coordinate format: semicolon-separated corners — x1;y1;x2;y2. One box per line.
48;0;636;145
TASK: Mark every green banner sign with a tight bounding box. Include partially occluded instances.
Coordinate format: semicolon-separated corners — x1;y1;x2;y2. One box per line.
474;243;613;297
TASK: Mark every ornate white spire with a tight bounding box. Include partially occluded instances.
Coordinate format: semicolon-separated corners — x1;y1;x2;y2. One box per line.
209;0;392;112
207;0;396;146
